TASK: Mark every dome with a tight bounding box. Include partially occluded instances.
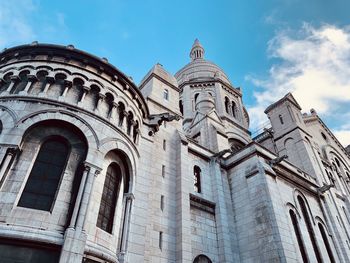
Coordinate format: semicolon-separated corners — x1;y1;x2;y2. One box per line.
175;39;231;86
195;91;215;113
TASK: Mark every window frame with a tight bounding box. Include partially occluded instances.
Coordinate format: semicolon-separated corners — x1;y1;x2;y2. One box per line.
18;136;71;212
97;162;123;234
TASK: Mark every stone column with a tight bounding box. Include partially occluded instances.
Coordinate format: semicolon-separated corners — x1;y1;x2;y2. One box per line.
109;102;118;120
0;147;18;188
118;193;135;263
121;111;128;132
19;74;37;95
69;165;90;228
175;133;192;263
38;75;55;97
3;75;19;95
95;93;105;111
59;80;72;101
59;162;101;263
210;158;236;262
77;86;90;107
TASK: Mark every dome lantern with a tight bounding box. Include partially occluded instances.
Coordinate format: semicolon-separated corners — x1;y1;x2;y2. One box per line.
190;39;205;61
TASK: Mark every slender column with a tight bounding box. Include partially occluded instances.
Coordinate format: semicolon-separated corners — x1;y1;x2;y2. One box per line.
118;193;134;262
59;80;72;100
76;165;101;231
20;75;37;95
109;102;118;120
38;76;55;96
79;86;90;103
0;147;18;188
122;111;129;132
69;164;90;228
95;93;105;111
4;75;19;94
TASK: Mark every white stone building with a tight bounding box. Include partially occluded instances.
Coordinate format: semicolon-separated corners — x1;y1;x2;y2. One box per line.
0;39;349;263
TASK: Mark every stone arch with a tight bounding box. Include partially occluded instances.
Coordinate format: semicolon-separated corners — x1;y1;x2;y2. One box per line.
15;110;99;155
99;138;138;193
286;202;302;218
293;189;316;225
0;105;18;128
18;65;35;71
193;254;212;263
88;79;104;89
71;72;89;82
35;65;54;72
116;98;129;111
53;68;72;76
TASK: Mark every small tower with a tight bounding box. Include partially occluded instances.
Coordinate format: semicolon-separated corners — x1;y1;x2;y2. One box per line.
190;39;205;60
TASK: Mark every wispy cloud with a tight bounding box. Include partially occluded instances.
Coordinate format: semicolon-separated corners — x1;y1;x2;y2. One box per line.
247;23;350;146
0;0;37;48
0;1;70;49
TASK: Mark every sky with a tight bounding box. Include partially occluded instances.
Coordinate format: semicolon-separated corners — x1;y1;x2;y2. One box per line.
1;0;350;146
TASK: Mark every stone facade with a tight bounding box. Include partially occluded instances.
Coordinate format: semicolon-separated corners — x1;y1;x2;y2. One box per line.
0;40;349;263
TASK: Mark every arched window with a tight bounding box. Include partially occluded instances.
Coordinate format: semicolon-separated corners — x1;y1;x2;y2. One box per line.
193;254;212;263
163;89;169;100
97;163;122;233
318;223;335;262
118;102;125;127
224;97;230;114
194;93;199;103
18;137;70;211
297;196;322;262
179;100;183;115
289;210;308;262
193;166;201;193
231;101;236;118
279;114;284;124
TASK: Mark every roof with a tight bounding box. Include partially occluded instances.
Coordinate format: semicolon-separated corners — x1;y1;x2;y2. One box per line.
264;92;302;113
140;63;178;88
175;39;231;86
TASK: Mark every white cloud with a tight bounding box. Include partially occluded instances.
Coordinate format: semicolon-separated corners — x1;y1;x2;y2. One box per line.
0;0;37;48
0;1;70;49
247;23;350;146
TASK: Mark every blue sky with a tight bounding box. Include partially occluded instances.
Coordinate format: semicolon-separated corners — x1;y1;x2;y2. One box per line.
1;0;350;145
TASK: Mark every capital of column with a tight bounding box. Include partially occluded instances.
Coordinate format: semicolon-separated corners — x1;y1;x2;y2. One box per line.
45;75;55;83
10;75;19;82
124;192;135;201
83;161;102;177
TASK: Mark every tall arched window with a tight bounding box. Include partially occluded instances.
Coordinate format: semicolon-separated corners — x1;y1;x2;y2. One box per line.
179;100;183;115
289;210;308;262
224;97;229;114
318;223;335;263
97;163;122;233
18;137;70;211
193;166;201;193
298;196;322;262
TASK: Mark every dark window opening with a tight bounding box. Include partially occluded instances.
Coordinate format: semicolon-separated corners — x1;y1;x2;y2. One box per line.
18;137;70;211
298;196;322;263
97;163;122;233
318;223;335;263
279;114;284;124
194;166;201;193
289;210;308;263
179;100;183;115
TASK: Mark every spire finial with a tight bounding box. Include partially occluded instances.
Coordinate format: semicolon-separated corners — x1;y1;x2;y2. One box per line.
190;38;205;61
